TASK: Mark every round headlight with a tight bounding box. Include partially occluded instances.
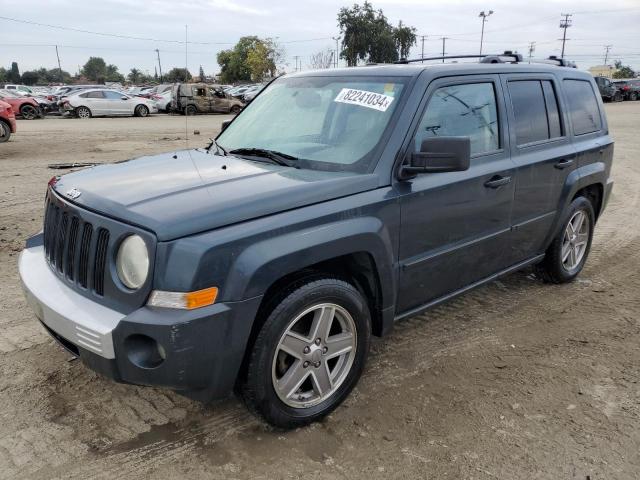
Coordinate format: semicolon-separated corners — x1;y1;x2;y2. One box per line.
116;235;149;290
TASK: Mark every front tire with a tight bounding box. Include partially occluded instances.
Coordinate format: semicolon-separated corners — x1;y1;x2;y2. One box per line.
230;105;241;114
613;91;623;102
0;120;10;142
630;92;638;101
535;196;595;284
20;104;38;120
241;277;371;429
185;105;197;116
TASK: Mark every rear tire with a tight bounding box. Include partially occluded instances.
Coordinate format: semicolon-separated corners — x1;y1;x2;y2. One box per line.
230;105;241;114
534;196;595;284
75;106;92;119
240;277;371;429
0;120;10;142
134;105;149;117
613;91;623;102
630;92;638;101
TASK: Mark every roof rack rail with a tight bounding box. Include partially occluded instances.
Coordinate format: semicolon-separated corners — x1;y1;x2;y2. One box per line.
396;51;523;64
533;56;577;68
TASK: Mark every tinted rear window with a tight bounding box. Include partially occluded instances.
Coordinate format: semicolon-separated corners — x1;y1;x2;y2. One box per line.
563;80;602;135
509;80;562;146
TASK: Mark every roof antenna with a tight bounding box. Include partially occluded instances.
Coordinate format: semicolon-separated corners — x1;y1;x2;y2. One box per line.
185;24;188;150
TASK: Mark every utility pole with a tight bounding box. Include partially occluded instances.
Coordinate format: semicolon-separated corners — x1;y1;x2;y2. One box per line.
440;37;448;63
559;13;572;60
332;36;340;68
293;55;301;72
54;45;63;83
155;48;163;82
603;45;613;65
479;10;494;56
527;41;536;63
420;35;427;62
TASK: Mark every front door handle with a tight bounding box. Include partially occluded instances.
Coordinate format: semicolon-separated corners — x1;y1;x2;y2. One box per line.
554;158;574;169
484;175;511;189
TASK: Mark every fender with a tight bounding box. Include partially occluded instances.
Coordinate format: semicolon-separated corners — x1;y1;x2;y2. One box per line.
223;216;397;310
544;161;606;248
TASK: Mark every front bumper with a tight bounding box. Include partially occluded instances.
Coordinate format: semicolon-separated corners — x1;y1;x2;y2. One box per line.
19;242;262;401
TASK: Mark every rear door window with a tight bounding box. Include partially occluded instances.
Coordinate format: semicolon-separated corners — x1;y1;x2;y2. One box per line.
508;80;562;146
563;79;602;135
86;91;105;99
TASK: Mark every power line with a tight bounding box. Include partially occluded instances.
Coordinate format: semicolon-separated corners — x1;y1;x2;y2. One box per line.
0;15;332;46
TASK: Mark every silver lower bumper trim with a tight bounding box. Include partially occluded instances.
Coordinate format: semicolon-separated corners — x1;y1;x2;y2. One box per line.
19;245;123;358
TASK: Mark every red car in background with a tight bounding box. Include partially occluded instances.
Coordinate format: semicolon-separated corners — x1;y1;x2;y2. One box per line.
0;100;17;142
0;90;42;120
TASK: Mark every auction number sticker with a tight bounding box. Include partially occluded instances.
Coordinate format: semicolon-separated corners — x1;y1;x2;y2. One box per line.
334;88;394;112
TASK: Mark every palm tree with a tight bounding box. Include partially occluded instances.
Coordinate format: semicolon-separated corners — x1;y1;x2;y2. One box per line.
128;68;142;84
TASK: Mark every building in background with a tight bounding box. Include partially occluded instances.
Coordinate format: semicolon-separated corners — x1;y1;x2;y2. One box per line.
589;65;617;78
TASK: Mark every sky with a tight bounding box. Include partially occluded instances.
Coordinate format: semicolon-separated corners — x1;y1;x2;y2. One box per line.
0;0;639;78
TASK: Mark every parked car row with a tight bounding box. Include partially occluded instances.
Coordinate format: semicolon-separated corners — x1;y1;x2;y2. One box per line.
0;99;17;142
594;76;640;102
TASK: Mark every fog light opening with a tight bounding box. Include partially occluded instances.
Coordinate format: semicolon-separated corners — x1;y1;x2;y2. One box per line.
124;334;165;369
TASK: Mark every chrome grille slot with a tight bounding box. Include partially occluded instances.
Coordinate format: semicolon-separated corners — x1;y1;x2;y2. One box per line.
66;217;80;280
93;228;110;295
55;212;68;272
78;223;93;288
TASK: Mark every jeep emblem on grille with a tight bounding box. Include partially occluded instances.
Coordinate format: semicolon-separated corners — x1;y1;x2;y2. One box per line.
66;188;82;200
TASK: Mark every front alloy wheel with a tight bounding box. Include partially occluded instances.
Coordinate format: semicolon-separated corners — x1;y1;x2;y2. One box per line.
241;277;371;429
272;303;357;408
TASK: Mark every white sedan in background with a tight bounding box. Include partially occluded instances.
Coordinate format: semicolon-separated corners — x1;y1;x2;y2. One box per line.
61;89;158;118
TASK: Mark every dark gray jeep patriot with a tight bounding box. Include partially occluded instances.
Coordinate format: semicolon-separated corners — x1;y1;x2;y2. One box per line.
19;55;614;428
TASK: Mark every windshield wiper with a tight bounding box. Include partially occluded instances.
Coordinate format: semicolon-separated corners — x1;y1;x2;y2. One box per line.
229;148;299;167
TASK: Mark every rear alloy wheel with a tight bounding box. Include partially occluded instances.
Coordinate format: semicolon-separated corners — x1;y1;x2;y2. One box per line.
230;105;242;114
76;106;92;119
0;121;10;142
241;277;371;428
20;104;38;120
534;196;595;284
135;105;149;117
185;105;197;116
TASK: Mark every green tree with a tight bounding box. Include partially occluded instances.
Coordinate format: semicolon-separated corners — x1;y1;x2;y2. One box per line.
199;65;205;81
394;20;417;60
128;68;142;84
105;64;124;83
8;62;21;83
613;60;635;79
217;36;280;83
164;68;192;82
20;71;40;85
337;2;413;66
0;67;6;83
81;57;107;82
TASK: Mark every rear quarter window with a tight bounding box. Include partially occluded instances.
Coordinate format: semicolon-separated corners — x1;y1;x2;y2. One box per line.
563;79;602;136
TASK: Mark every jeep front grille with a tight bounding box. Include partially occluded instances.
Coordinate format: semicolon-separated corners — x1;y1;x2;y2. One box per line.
43;197;109;296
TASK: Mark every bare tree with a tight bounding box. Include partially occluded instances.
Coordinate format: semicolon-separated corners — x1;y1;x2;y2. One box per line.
309;49;335;70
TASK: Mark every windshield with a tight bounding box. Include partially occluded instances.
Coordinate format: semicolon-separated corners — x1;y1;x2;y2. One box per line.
217;75;407;172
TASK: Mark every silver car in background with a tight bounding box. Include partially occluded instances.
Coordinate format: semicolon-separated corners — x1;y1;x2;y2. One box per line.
61;89;158;118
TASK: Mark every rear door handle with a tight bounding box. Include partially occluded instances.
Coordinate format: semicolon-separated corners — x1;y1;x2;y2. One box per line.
554;158;574;169
484;175;511;189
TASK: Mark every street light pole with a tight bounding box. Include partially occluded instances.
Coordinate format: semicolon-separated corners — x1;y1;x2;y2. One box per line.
478;10;493;56
155;49;163;83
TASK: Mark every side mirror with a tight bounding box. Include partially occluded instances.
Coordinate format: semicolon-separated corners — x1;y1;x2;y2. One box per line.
400;137;471;179
221;120;232;132
121;96;128;100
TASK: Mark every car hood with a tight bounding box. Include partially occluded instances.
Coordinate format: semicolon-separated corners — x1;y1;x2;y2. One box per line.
52;149;379;241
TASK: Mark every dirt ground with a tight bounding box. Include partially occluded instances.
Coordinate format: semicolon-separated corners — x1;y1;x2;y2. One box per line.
0;106;638;480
